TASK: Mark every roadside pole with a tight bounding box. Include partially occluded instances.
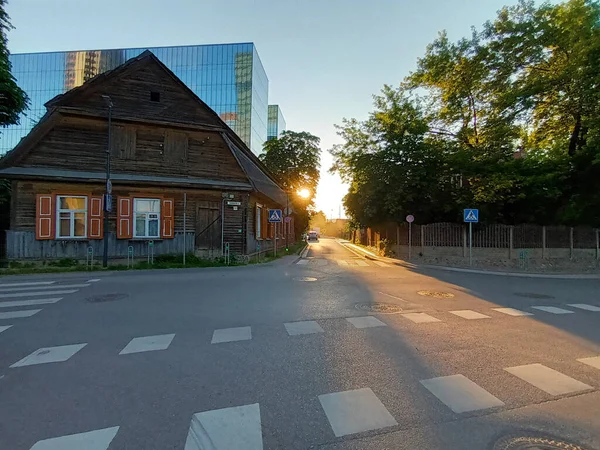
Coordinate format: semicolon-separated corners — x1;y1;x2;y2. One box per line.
406;215;414;260
463;208;479;267
183;192;187;266
469;222;473;267
274;222;277;258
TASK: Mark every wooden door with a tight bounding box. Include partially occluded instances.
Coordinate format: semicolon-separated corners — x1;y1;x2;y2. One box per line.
195;201;221;253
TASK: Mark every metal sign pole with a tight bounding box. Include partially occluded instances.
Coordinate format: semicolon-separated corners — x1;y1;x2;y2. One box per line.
469;222;473;267
408;222;412;260
183;192;187;266
274;222;277;258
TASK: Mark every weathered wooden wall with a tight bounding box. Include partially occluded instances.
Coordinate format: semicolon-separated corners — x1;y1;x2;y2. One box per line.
10;181;254;258
17;115;248;183
6;231;195;260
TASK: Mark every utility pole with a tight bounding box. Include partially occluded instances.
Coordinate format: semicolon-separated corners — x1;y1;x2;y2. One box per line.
101;95;113;268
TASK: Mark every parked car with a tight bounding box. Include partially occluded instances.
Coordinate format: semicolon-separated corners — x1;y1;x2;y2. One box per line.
307;231;319;242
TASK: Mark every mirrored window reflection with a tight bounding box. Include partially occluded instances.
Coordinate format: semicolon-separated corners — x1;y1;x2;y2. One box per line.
5;44;269;154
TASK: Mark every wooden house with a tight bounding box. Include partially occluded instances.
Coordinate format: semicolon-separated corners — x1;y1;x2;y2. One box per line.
0;51;293;261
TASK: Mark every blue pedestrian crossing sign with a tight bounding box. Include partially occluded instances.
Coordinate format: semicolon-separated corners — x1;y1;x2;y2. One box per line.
268;209;283;223
463;209;479;223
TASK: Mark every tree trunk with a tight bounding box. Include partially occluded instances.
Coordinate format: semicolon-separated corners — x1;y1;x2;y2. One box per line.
568;113;582;156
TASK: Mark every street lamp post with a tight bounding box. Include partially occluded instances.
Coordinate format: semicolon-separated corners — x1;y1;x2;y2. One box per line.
102;95;113;268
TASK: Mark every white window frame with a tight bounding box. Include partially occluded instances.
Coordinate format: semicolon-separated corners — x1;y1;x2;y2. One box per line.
256;204;262;239
133;198;161;239
56;195;88;239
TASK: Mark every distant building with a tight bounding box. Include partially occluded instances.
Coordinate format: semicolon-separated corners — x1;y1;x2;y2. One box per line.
6;43;271;155
267;105;286;140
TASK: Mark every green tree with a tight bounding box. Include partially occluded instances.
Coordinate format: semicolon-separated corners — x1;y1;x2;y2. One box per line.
331;0;600;228
260;130;321;233
0;0;28;129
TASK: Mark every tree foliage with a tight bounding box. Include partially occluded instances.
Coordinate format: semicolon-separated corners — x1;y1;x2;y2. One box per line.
331;0;600;227
0;0;28;129
260;130;321;233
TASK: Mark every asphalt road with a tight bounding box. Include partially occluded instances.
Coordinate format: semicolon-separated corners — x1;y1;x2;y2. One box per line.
0;237;599;449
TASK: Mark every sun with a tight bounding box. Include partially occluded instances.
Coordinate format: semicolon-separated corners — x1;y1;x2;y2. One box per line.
298;188;310;198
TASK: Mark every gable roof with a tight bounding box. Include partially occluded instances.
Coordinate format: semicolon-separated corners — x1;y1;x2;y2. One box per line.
1;50;288;206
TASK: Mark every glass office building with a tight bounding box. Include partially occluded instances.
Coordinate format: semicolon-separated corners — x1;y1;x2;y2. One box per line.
4;43;269;155
267;104;286;140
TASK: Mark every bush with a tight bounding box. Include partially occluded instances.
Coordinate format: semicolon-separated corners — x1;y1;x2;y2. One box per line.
49;258;79;267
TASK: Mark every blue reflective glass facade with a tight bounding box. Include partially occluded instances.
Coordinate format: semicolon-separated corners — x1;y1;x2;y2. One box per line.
3;43;269;155
267;104;287;141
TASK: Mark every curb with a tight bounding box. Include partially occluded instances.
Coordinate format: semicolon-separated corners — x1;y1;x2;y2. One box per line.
337;240;600;280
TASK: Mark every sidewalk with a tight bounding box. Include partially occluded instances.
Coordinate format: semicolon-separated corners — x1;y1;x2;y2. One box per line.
337;239;600;280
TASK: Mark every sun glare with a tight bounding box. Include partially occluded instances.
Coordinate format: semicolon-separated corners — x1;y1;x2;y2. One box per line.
298;188;310;198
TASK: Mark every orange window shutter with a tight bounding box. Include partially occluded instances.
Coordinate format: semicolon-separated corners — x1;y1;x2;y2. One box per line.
117;197;132;239
161;198;174;238
88;196;104;239
36;194;55;240
261;208;268;239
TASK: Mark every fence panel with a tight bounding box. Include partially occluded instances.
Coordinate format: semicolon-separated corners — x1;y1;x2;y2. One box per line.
573;227;596;249
513;224;542;249
424;223;463;247
472;224;510;248
546;226;570;248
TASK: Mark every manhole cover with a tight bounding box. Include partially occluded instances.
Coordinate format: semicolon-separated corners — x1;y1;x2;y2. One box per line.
493;434;589;449
355;303;403;314
86;293;128;303
417;290;455;299
514;292;555;299
293;277;317;282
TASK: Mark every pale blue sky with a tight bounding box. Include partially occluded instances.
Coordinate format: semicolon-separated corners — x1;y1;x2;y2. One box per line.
7;0;514;216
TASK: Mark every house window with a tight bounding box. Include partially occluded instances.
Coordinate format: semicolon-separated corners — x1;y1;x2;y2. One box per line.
134;198;161;238
256;205;262;239
56;196;87;238
150;91;160;102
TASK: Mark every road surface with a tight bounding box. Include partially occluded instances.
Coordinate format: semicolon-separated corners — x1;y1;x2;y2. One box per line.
0;237;599;449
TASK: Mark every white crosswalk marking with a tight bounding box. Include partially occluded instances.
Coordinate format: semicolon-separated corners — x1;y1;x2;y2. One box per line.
296;259;309;265
29;426;119;450
372;261;390;267
492;308;533;317
567;303;600;312
0;298;62;308
401;313;441;323
11;343;87;368
185;403;263;450
0;281;55;288
531;306;574;314
87;279;101;283
284;320;324;335
355;260;369;266
337;260;349;266
577;356;600;370
450;310;491;320
0;283;89;292
0;325;12;334
420;374;504;413
346;316;387;328
0;309;41;319
319;388;397;437
0;290;78;298
504;363;592;395
119;334;175;355
212;326;252;344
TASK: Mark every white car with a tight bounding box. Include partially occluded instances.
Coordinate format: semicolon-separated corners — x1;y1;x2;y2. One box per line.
307;231;319;242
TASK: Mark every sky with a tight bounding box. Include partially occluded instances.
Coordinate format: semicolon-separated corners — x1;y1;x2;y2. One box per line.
7;0;514;218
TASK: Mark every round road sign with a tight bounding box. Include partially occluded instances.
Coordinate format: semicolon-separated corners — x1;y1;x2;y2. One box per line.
406;215;415;223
